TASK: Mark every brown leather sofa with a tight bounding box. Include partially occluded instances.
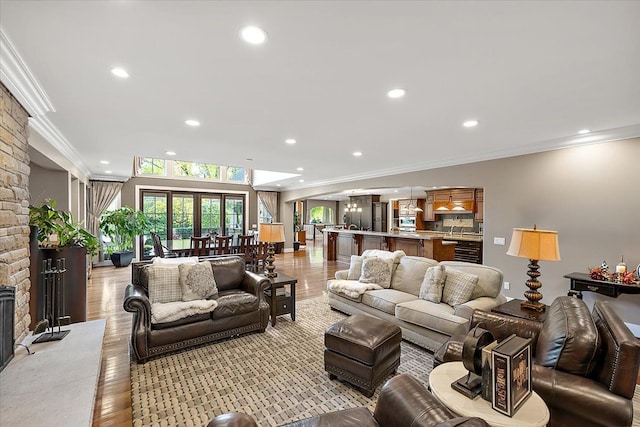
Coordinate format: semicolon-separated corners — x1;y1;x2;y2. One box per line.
435;296;640;427
207;374;490;427
124;256;270;363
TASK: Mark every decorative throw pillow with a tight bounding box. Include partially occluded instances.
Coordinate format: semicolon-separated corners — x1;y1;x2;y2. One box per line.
441;268;479;307
153;256;199;265
359;257;394;288
179;262;218;301
147;265;182;304
347;255;364;280
419;265;447;303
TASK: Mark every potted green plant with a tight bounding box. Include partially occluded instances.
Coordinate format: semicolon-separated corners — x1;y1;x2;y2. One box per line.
29;199;100;256
99;206;148;267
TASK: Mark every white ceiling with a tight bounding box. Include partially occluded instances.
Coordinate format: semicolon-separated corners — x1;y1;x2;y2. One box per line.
1;1;639;192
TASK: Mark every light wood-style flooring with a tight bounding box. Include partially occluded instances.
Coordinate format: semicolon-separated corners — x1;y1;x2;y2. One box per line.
88;240;342;426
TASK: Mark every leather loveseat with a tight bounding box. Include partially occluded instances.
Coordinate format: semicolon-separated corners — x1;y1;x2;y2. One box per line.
435;296;640;427
207;374;489;427
124;256;270;363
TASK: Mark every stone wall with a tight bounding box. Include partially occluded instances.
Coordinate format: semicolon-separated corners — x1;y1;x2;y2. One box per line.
0;82;31;344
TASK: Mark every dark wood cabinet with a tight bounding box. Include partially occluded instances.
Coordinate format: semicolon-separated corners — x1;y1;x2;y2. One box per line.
453;240;482;264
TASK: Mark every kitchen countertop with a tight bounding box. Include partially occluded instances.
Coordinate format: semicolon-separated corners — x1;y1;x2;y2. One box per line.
322;228;482;242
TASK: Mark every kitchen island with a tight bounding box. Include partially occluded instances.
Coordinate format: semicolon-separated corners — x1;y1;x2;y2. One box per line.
322;228;458;263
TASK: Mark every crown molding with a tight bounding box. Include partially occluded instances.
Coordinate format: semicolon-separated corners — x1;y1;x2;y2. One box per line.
0;29;55;117
284;124;640;192
29;116;91;179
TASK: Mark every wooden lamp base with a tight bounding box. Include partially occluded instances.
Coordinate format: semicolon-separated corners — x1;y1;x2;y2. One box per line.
521;259;546;312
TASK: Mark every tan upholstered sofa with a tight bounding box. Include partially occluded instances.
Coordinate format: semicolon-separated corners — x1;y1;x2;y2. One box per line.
327;250;507;352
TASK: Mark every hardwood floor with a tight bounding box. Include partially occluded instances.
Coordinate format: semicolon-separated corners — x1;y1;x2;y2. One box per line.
89;240;342;426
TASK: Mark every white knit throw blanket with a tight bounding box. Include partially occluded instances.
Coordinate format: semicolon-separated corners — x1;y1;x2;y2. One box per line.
151;299;218;324
328;280;383;299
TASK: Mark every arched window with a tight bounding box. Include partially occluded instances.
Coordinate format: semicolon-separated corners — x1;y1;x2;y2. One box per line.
310;206;334;224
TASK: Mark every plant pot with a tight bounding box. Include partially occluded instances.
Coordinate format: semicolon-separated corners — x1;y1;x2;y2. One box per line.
110;251;134;268
293;242;300;251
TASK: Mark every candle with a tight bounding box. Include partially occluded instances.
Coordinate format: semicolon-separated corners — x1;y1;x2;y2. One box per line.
616;263;626;274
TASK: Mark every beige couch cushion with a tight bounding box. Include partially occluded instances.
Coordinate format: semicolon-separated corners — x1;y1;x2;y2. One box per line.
362;289;418;315
360;256;394;288
441;268;478;307
391;256;439;295
347;255;364;280
395;299;468;336
440;261;503;299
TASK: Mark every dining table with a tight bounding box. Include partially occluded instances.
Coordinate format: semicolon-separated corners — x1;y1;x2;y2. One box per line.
164;238;262;267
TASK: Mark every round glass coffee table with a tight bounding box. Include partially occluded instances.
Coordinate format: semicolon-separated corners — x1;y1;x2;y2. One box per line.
429;362;549;427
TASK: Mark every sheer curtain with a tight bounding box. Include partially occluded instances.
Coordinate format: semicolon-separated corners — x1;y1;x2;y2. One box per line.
86;180;124;236
257;191;278;221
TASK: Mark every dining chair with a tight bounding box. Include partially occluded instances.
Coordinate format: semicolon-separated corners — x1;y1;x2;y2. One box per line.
253;241;269;272
151;232;176;258
237;235;255;269
190;235;211;257
213;235;232;255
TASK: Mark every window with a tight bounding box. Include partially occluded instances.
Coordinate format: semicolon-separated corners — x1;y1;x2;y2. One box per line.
135;157;247;184
310;206;334;223
174;161;220;179
142;193;168;257
172;194;194;239
258;198;273;224
201;196;221;236
137;158;166;176
224;196;244;237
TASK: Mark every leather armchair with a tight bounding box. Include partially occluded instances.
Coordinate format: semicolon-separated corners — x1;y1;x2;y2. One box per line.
207;374;489;427
435;297;640;427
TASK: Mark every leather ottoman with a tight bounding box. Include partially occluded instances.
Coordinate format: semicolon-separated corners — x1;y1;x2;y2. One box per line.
324;314;402;397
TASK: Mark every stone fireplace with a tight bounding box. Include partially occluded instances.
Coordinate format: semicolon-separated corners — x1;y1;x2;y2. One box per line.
0;82;31;345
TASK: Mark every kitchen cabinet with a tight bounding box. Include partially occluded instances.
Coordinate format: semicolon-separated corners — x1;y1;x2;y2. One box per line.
432;189;475;213
397;199;425;230
372;202;388;232
475;189;484;222
424;193;435;221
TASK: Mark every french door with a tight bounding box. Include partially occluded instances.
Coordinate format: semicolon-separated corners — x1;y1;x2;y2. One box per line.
140;190;245;259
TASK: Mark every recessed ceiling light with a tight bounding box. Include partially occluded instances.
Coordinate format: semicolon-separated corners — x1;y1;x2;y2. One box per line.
185;119;200;127
246;158;253;161
394;190;398;193
276;184;281;187
387;88;406;99
240;26;267;45
111;67;129;78
285;138;296;144
299;179;304;183
166;151;176;156
296;167;304;171
578;129;590;134
105;170;112;174
99;160;110;165
463;120;479;128
353;151;363;157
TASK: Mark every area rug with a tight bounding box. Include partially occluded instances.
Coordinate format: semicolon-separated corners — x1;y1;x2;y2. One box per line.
130;296;433;426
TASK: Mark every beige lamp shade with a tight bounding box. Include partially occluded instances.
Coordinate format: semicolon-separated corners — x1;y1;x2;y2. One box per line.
507;227;561;261
258;223;285;243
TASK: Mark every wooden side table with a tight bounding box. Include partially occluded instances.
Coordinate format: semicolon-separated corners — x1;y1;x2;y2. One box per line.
492;299;547;324
429;362;549;427
265;273;297;326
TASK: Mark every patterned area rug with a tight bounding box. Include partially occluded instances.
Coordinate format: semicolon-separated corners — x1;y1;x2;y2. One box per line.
130;296;434;426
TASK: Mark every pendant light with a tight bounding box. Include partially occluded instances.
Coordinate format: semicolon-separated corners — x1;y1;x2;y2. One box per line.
407;187;423;212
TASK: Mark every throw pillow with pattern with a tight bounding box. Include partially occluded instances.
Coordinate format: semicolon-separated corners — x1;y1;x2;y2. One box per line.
179;261;218;301
419;265;447;303
441;268;479;307
147;265;182;304
347;255;364;280
359;256;394;288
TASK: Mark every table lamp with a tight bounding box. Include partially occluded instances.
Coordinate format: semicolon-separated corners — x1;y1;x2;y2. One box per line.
507;225;560;312
259;223;285;278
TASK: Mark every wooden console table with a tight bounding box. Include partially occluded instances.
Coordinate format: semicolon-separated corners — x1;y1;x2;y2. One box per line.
565;272;640;299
